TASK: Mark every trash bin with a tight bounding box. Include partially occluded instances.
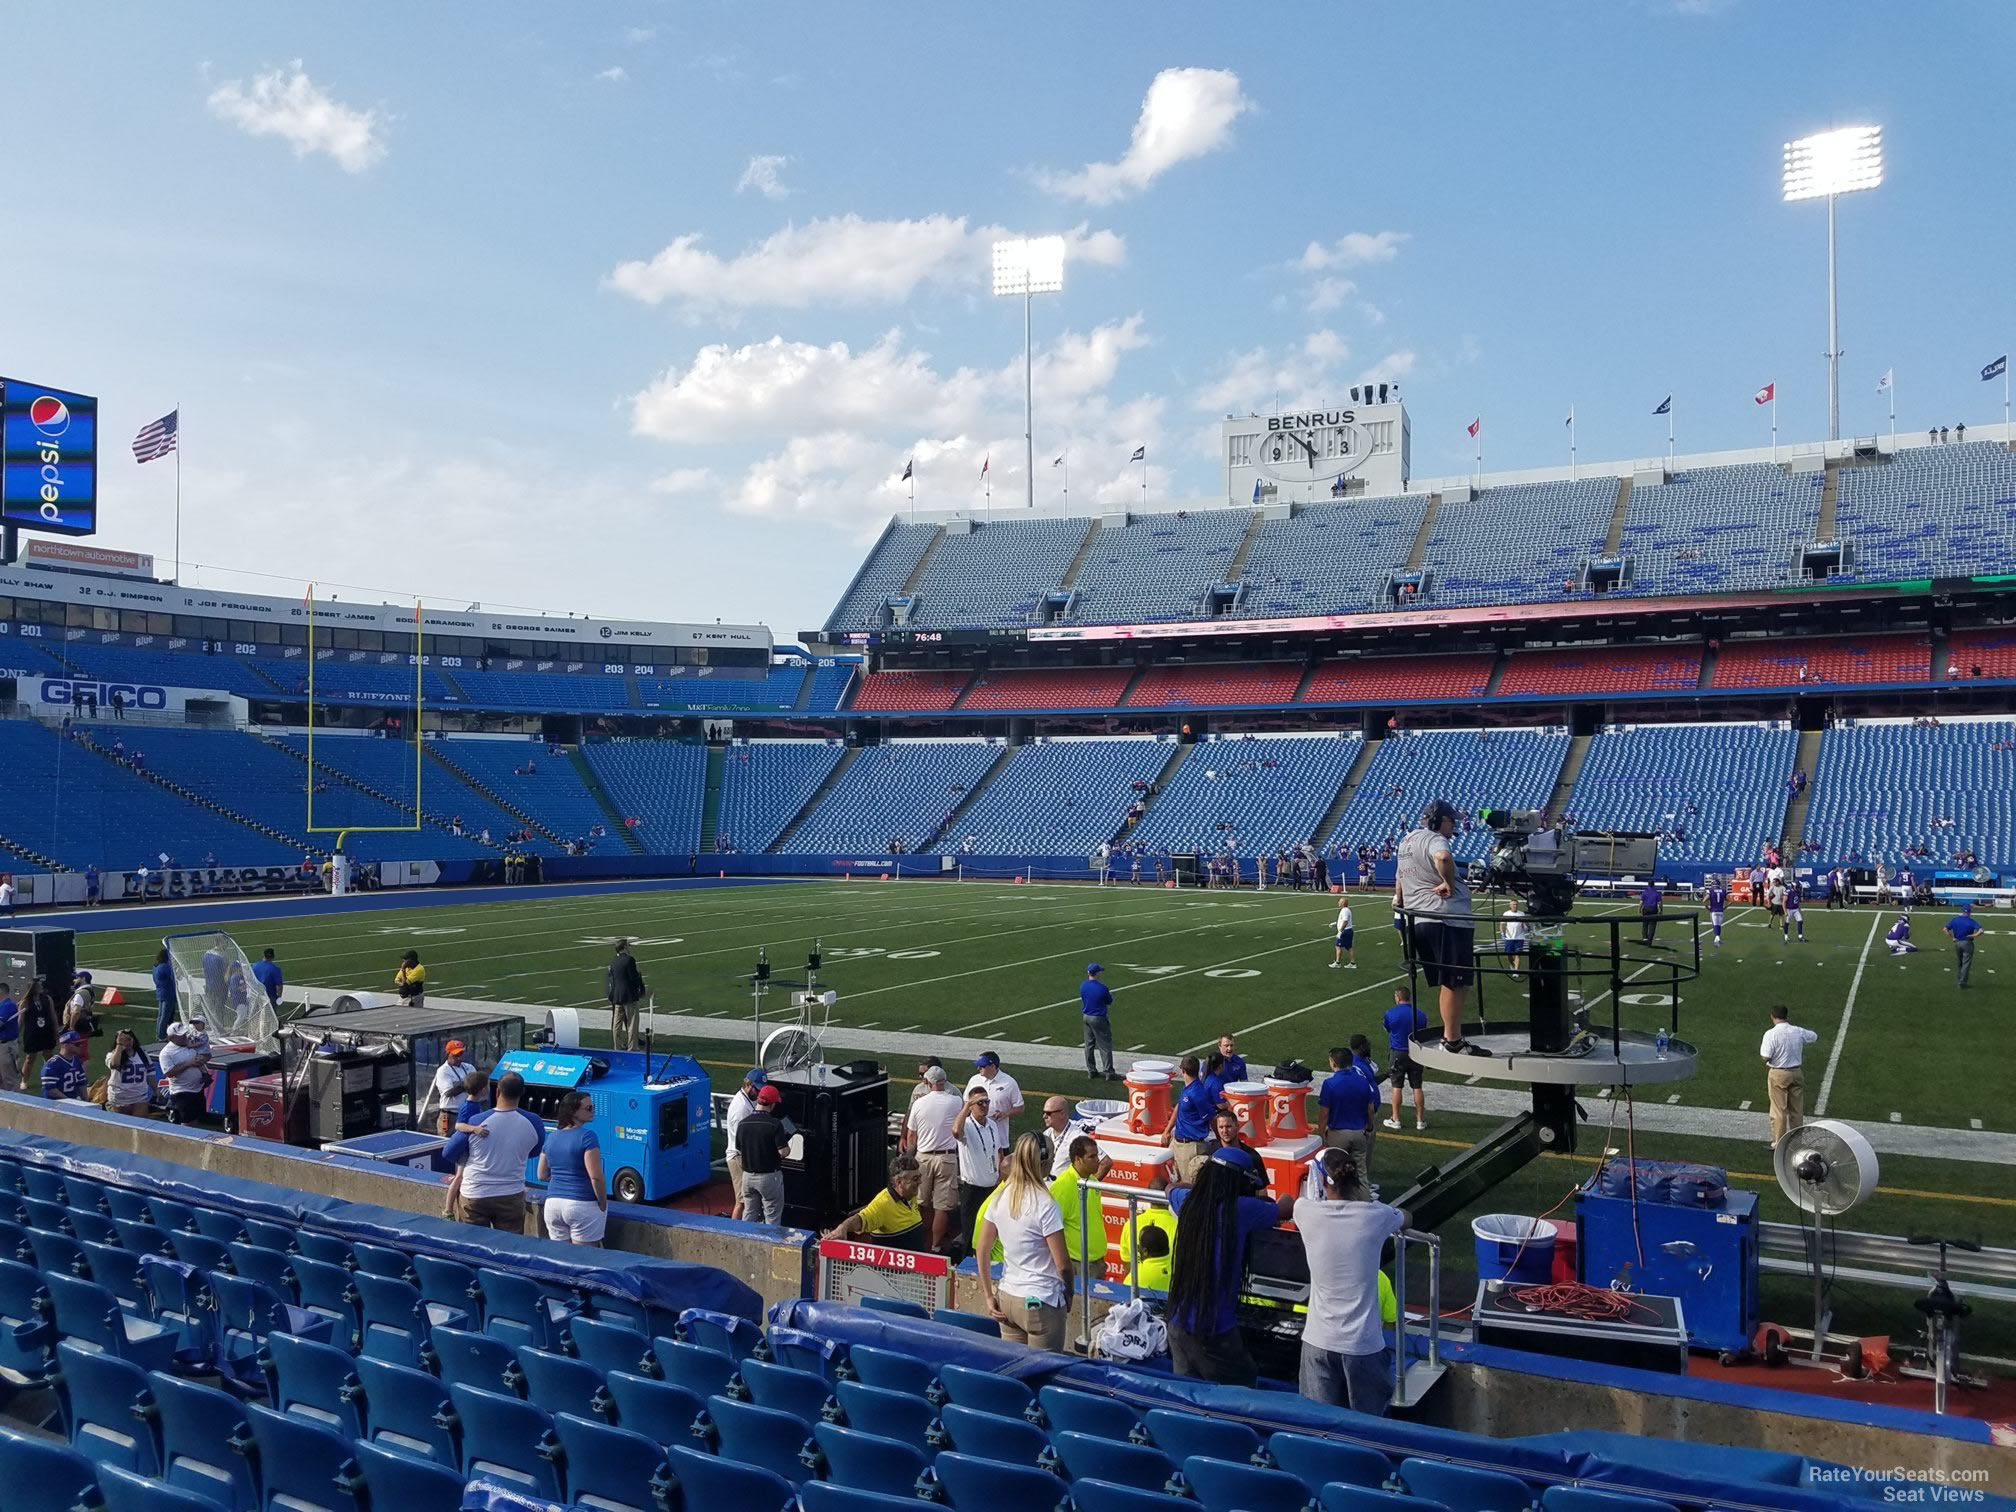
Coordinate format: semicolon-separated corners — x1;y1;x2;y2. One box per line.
1472;1213;1555;1285
1073;1098;1125;1124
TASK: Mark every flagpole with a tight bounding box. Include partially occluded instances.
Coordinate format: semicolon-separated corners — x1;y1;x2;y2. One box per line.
1771;391;1778;464
1667;402;1675;472
1568;406;1576;480
908;466;915;524
173;400;182;585
1062;449;1069;508
1889;374;1896;449
1140;451;1147;508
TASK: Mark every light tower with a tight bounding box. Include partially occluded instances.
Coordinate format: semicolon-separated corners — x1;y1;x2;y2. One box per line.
991;236;1066;512
1782;126;1883;442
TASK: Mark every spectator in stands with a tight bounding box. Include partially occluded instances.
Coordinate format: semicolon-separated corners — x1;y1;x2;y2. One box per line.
1315;1046;1376;1198
952;1084;1004;1256
732;1085;791;1228
1945;904;1983;989
605;939;648;1052
394;950;427;1007
160;1021;211;1124
826;1153;925;1250
444;1070;545;1233
975;1134;1071;1350
151;948;179;1041
1395;799;1484;1057
105;1029;153;1117
41;1030;88;1101
724;1069;767;1201
1079;962;1117;1081
540;1089;610;1244
1167;1146;1289;1386
0;981;19;1093
1296;1144;1405;1415
1760;1005;1818;1145
903;1066;963;1252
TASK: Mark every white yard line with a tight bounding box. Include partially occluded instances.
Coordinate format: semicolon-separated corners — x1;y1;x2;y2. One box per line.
1203;974;1407;1049
1814;910;1882;1116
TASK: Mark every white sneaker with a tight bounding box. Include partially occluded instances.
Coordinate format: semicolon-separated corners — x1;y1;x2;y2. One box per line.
1415;1120;1427;1132
1381;1117;1402;1131
1328;961;1339;969
1345;962;1357;970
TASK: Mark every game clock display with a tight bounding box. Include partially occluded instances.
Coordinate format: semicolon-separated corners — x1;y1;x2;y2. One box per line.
1;376;98;536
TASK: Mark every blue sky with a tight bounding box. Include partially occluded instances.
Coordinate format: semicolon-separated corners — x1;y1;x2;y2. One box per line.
5;2;2012;638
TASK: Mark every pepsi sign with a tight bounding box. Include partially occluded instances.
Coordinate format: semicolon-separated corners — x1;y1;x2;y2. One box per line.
1;377;98;536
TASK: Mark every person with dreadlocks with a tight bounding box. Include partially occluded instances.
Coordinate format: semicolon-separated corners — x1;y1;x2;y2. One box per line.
1295;1144;1405;1413
1165;1145;1292;1384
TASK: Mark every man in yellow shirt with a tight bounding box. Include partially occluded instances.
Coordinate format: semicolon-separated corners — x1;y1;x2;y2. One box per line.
1048;1135;1112;1272
825;1156;925;1250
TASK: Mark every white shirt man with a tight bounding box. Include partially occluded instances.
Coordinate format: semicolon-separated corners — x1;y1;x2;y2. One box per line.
1294;1173;1406;1414
429;1046;479;1126
965;1056;1023;1147
1759;1010;1820;1146
724;1071;766;1195
0;880;13;913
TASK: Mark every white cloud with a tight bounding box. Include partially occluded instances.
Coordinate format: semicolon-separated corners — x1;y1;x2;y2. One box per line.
205;61;384;173
1308;277;1357;313
735;154;791;200
1038;67;1251;204
1297;231;1409;271
649;467;714;495
606;215;1124;313
1190;333;1415;419
623;25;660;44
596;66;629;84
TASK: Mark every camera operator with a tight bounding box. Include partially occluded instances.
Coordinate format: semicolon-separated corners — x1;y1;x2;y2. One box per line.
1394;799;1487;1057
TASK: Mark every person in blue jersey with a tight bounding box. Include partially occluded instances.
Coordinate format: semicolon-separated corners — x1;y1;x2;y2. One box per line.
82;864;101;908
0;981;22;1094
41;1031;89;1100
1381;988;1430;1132
1163;1055;1224;1186
1315;1046;1377;1198
1781;878;1806;943
1215;1034;1247;1083
1704;877;1729;947
152;949;180;1041
1165;1147;1291;1385
252;948;284;1009
1945;903;1983;989
1078;962;1116;1081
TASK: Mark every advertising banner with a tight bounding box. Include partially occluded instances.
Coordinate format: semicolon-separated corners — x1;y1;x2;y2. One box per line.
0;377;98;536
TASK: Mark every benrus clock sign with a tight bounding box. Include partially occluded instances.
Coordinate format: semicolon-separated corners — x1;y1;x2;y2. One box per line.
1252;410;1365;483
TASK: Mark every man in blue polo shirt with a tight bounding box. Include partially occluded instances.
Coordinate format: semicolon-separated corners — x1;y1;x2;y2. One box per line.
1945;904;1983;989
1315;1046;1377;1198
0;981;20;1094
1381;989;1430;1132
1079;962;1116;1081
1164;1055;1223;1186
252;948;285;1009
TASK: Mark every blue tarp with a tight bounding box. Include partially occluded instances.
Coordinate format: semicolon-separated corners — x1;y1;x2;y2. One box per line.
0;1128;760;1323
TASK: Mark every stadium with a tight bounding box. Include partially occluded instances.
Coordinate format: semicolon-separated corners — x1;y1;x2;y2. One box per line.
2;15;2014;1512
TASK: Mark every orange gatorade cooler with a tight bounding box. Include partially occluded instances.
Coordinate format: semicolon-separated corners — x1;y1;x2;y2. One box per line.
1223;1081;1272;1145
1124;1070;1172;1135
1099;1142;1174;1192
1258;1135;1322;1204
1265;1077;1312;1139
1129;1058;1175;1078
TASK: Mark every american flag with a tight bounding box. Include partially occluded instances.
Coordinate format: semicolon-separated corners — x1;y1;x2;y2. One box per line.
133;410;179;463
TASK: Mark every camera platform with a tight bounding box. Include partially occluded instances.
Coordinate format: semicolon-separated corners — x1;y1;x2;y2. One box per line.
1409;1026;1698;1087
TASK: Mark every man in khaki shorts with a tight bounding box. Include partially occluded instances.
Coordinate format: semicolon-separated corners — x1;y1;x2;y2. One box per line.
903;1065;964;1252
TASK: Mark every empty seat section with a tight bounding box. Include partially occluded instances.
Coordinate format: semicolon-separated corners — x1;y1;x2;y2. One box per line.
266;652;457;704
1303;653;1495;704
1126;663;1302;708
579;741;708;853
934;738;1170;855
962;667;1132;711
1805;720;2016;868
717;741;846;853
1421;479;1616;606
849;669;971;712
428;739;612;847
77;724;322;857
804;662;857;711
1711;634;1931;689
1128;735;1363;855
1568;724;1798;866
1238;496;1429;617
1945;628;2016;679
1616;464;1820;596
1833;442;2016;583
826;520;942;632
269;735;496;858
1070;510;1254;623
905;518;1088;628
47;642;276;699
637;664;809;710
1497;645;1703;697
450;665;632;710
1327;729;1569;861
786;741;1001;853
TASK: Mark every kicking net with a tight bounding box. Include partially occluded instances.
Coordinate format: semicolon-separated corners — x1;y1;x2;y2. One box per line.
165;930;279;1048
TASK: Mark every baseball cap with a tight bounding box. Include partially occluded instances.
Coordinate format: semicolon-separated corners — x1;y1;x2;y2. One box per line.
58;1030;83;1045
445;1040;466;1056
756;1085;782;1106
187;1016;207;1029
923;1065;948;1085
973;1051;1000;1068
1086;962;1103;975
745;1068;767;1086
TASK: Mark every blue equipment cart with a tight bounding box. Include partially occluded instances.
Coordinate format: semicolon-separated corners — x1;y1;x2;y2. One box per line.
492;1047;711;1204
1577;1177;1758;1355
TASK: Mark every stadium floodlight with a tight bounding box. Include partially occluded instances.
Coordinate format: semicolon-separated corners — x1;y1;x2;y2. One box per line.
1782;126;1883;442
992;236;1067;513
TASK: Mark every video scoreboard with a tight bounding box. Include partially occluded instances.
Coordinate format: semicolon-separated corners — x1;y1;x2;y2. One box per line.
1;376;98;537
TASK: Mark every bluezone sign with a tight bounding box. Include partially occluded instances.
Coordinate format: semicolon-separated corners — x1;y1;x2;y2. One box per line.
1;377;98;536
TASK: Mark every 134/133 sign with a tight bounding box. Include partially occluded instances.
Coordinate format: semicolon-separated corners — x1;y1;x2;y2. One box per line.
1;376;98;537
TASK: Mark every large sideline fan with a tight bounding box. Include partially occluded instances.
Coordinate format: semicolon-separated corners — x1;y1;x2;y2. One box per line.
164;930;279;1048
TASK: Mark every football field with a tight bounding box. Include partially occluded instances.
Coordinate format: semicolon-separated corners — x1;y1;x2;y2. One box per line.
69;876;2016;1354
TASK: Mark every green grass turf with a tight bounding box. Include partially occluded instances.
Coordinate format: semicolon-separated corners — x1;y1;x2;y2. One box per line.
66;878;2016;1356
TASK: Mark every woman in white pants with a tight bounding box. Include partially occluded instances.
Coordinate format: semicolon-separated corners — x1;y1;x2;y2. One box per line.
539;1091;609;1245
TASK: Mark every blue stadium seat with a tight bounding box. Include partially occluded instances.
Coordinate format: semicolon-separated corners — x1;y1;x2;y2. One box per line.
677;1306;760;1361
355;1271;458;1368
0;1216;28;1266
936;1361;1034;1419
45;1272;177;1374
1267;1433;1392;1493
0;1258;55;1380
938;1402;1050;1467
21;1166;70;1204
113;1219;172;1258
347;1241;415;1283
651;1338;738;1399
1049;1431;1177;1492
208;1272;315;1372
809;1421;931;1498
553;1411;674;1512
603;1370;705;1447
1069;1480;1194;1512
736;1357;835;1424
268;1331;366;1438
224;1243;296;1299
449;1382;564;1500
166;1231;233;1274
799;1481;932;1512
1037;1386;1139;1442
664;1442;796;1512
22;1196;76;1235
933;1450;1071;1512
0;1159;19;1194
701;1393;816;1486
354;1436;467;1511
477;1268;572;1350
0;1424;103;1512
517;1345;615;1424
1183;1454;1312;1512
79;1243;152;1318
857;1295;928;1320
191;1209;248;1246
54;1339;162;1474
930;1307;1001;1338
240;1219;296;1255
1320;1487;1444;1512
245;1401;368;1512
138;1260;215;1362
1147;1410;1261;1465
292;1233;353;1268
103;1190;153;1225
832;1379;938;1453
844;1343;940;1401
411;1255;484;1327
1541;1490;1680;1512
149;1370;260;1512
69;1211;123;1248
1400;1456;1536;1509
61;1174;108;1215
146;1199;199;1234
27;1228;93;1281
287;1257;361;1352
352;1355;458;1468
99;1462;236;1512
431;1325;523;1397
762;1324;844;1381
569;1313;654;1379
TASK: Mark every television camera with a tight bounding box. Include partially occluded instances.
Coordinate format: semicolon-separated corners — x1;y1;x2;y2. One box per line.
1472;808;1661;917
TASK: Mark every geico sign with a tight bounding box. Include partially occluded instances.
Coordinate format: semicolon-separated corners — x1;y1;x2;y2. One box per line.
40;680;169;709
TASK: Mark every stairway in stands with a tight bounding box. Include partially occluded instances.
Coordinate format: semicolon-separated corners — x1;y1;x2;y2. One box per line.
1780;728;1825;851
422;745;563;846
71;730;307;856
1056;519;1104;592
1545;732;1594;820
1403;494;1442;572
1314;737;1380;845
569;749;647;854
770;746;864;851
698;747;727;853
1817;462;1841;540
0;827;64;872
1222;510;1267;583
921;743;1018;852
1111;740;1196;845
896;529;946;596
1602;479;1634;557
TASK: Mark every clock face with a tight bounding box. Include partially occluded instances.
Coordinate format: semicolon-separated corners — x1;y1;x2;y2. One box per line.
1252;423;1362;482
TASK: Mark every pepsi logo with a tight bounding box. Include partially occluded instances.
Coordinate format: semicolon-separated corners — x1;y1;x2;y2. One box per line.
28;395;70;437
